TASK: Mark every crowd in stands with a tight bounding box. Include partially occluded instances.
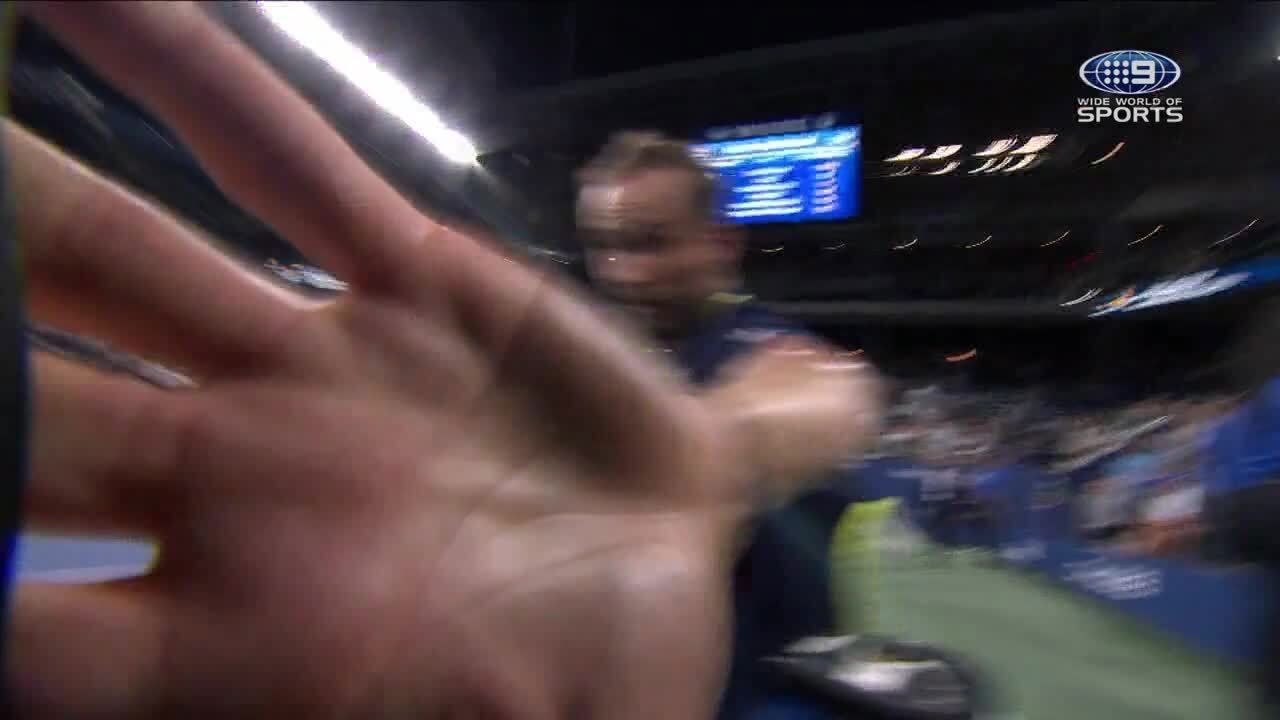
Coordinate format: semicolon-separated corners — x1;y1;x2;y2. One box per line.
865;381;1245;565
871;383;1237;469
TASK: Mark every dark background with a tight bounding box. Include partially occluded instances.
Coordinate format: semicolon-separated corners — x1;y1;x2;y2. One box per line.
10;2;1280;393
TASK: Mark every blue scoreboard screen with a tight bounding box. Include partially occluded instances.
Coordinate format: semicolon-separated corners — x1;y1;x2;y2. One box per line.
690;126;861;224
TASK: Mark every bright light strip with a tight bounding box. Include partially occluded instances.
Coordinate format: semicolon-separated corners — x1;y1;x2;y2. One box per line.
968;158;997;174
1128;224;1164;246
927;161;962;176
1211;218;1259;246
983;156;1016;173
1090;142;1125;165
1002;154;1037;172
964;235;992;249
924;144;963;160
1010;134;1056;154
974;138;1017;157
946;349;978;362
1041;230;1070;247
1060;288;1101;307
892;238;918;250
886;147;927;162
823;243;846;251
761;246;784;254
256;1;478;164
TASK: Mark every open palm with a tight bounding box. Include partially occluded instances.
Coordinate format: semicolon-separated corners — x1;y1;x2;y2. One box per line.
9;3;742;717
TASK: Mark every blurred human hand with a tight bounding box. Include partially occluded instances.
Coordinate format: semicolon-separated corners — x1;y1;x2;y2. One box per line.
10;3;746;717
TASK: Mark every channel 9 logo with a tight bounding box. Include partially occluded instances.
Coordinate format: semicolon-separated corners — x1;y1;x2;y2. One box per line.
1077;50;1183;124
1079;50;1181;95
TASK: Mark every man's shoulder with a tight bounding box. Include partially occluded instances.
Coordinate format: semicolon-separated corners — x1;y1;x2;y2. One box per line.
687;295;844;385
719;300;813;347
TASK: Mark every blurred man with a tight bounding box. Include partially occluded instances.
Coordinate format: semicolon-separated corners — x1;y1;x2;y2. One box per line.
1137;476;1204;557
1079;476;1128;543
8;5;882;719
577;132;882;718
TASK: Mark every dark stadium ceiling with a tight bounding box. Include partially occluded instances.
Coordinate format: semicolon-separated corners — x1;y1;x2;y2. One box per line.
229;3;1045;106
457;3;1041;92
12;2;1280;261
260;5;1277;225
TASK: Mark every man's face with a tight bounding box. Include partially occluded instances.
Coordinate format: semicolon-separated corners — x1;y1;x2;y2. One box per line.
578;169;731;332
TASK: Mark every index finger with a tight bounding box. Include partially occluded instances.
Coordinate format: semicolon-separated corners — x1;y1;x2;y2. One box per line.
24;1;444;292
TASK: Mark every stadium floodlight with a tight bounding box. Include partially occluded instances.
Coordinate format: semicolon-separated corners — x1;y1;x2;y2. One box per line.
1041;230;1070;247
968;158;997;174
1010;135;1056;155
1002;154;1037;173
256;1;478;165
1128;224;1164;246
923;145;962;160
973;138;1017;157
885;147;927;162
982;156;1017;173
1211;218;1259;247
1090;142;1125;165
1060;288;1101;307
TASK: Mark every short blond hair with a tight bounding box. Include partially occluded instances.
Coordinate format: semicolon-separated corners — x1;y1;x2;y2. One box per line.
578;131;719;219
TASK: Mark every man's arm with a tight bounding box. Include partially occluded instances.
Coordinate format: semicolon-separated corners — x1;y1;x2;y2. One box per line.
703;335;885;510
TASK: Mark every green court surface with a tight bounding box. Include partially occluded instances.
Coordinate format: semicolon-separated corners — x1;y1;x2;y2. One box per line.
831;500;1257;720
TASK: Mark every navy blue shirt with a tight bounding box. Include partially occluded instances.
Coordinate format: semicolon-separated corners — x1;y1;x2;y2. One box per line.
672;298;839;720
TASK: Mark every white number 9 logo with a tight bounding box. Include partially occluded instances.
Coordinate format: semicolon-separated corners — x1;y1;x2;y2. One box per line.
1131;60;1156;86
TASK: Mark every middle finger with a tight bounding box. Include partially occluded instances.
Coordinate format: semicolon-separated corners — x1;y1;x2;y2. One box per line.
8;121;310;377
25;1;439;293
